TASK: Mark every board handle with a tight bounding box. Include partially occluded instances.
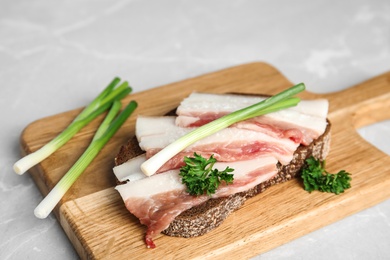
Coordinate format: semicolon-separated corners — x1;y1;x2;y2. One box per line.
352;92;390;129
312;71;390;128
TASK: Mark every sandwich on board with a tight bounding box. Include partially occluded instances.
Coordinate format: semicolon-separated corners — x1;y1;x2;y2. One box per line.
113;89;331;248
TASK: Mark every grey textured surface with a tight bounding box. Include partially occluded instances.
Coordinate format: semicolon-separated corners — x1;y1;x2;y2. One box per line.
1;1;389;259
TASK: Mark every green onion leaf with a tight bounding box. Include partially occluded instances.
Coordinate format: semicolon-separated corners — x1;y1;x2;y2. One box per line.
141;83;305;176
13;78;132;175
34;100;137;219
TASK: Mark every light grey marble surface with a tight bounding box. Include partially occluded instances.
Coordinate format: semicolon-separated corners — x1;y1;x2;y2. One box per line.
1;0;389;259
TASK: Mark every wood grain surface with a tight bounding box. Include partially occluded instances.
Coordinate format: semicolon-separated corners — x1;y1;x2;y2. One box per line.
20;62;390;259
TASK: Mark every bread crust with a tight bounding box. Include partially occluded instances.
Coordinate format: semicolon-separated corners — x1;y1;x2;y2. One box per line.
115;108;331;238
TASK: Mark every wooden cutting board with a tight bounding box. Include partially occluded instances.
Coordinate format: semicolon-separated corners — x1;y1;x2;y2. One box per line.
20;62;390;259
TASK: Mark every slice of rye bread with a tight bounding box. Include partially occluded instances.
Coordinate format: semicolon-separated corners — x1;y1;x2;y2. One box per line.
114;112;331;238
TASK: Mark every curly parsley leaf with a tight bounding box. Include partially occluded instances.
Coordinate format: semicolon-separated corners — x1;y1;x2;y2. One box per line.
301;156;351;195
179;153;234;196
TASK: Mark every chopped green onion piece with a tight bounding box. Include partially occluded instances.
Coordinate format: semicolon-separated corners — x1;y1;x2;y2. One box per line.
13;78;132;175
141;83;305;176
34;100;137;219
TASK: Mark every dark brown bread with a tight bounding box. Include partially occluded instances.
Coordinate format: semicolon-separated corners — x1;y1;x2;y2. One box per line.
114;114;331;238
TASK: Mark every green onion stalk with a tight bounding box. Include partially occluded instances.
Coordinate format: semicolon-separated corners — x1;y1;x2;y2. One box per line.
34;100;137;219
14;78;131;175
141;83;306;176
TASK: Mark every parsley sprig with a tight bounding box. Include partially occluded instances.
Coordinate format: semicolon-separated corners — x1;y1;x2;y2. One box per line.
179;153;234;196
301;156;351;195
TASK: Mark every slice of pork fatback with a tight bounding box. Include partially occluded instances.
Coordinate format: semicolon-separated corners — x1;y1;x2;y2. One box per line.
115;156;278;248
135;116;299;172
175;93;329;145
113;154;147;182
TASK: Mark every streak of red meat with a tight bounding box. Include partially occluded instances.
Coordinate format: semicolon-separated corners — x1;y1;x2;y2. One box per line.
177;114;318;146
146;140;294;173
124;190;208;248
